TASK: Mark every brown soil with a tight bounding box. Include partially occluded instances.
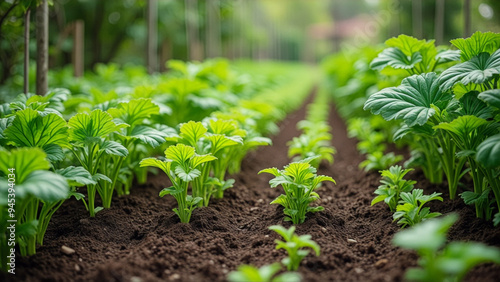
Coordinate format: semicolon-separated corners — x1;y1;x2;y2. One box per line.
3;90;500;282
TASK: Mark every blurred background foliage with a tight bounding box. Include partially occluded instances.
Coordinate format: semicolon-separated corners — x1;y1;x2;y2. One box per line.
1;0;499;87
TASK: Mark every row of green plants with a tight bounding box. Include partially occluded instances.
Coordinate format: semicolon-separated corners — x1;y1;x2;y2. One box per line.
364;32;500;222
322;31;500;281
0;60;316;272
324;32;500;224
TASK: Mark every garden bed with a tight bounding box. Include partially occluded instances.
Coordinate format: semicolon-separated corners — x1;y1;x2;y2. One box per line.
4;91;500;282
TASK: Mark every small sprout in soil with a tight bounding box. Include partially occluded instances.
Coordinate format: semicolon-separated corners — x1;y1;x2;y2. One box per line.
269;225;320;271
393;189;443;228
393;213;500;282
227;263;301;282
259;158;335;224
371;165;416;212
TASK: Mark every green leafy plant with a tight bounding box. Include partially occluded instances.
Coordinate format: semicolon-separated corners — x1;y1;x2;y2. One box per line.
227;263;301;282
259;159;335;224
140;143;216;223
371;165;416;212
269;225;320;271
107;98;168;196
0;148;69;269
393;189;443;228
393;213;500;282
288;121;335;169
359;152;403;172
67;109;128;217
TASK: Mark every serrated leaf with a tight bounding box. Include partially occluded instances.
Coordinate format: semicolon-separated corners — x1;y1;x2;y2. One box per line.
190;153;217;168
385;34;427;56
108;98;160;127
129;125;168;148
438;49;500;92
179;121;207;147
451;31;500;61
259;167;280;176
478;89;500;109
435;49;461;64
174;166;200;182
100;140;128;157
458;91;493;119
0;147;50;183
206;133;241;154
56;166;96;186
42;144;65;162
284;162;315;183
476;134;500;168
68;109;124;143
4;108;68;148
139;158;172;174
364;73;451;127
434;115;488;138
370;48;422;71
17;170;69;203
92;173;112;183
165;143;195;164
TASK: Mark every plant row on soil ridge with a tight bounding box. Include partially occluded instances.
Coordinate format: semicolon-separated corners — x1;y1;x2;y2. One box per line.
0;59;317;273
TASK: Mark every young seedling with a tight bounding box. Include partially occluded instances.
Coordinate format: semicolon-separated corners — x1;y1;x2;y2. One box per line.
372;165;416;212
67;109;128;217
227;263;301;282
269;225;320;271
393;213;500;282
259;158;335;224
359;152;403;172
393;189;443;228
140;143;216;223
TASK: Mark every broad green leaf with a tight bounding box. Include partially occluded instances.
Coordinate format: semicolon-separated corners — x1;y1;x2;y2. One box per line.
434;115;488;138
435;50;461;64
129;125;168;148
174;166;201;182
438;49;500;92
370;48;422;71
190;154;217;168
108;98;160;127
364;73;451;127
284;162;315;183
478;89;500;109
393;213;458;251
139;158;172;174
206;133;241;154
159;186;177;197
458;92;493;119
17;170;69;203
179;121;207;147
56;166;96;186
0;147;50;183
92;173;112;183
207;118;239;135
165;143;195;164
258;167;280;177
385;34;426;56
68;109;124;143
100;140;129;157
476;134;500;168
4;108;68;148
450;31;500;61
439;242;500;276
311;175;336;189
42;144;65;162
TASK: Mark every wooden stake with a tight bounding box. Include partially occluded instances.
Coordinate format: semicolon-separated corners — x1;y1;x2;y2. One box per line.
147;0;158;74
36;0;48;96
73;20;84;77
24;8;30;94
